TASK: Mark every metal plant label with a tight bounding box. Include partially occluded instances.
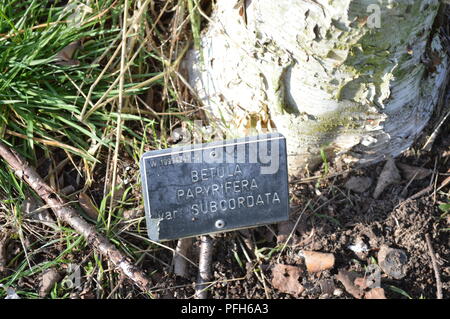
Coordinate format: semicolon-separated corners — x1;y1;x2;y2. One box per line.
140;133;289;241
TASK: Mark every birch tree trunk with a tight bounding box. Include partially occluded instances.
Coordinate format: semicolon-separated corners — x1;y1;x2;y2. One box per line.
184;0;449;175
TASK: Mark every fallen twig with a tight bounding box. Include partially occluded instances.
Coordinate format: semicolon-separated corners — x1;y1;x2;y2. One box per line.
195;235;213;299
437;175;450;192
422;101;450;152
425;233;443;299
394;185;434;210
0;230;10;273
0;142;153;295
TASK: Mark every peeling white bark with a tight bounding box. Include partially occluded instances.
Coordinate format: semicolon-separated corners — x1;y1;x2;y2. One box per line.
195;235;213;299
173;238;193;278
185;0;449;175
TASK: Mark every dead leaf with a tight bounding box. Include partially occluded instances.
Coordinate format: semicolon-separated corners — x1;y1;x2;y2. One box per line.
302;251;335;273
271;264;304;297
39;268;61;298
54;40;82;66
373;157;401;199
335;269;364;299
397;163;431;181
345;176;372;193
365;287;387;299
79;193;98;220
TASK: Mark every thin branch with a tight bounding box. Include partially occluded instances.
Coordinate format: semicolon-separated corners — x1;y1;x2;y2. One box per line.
0;142;153;295
425;233;443;299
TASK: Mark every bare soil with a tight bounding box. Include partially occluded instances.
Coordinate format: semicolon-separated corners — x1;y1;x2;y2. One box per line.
1;117;448;301
146;126;449;299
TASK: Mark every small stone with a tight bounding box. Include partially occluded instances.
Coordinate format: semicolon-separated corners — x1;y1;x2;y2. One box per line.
377;245;408;279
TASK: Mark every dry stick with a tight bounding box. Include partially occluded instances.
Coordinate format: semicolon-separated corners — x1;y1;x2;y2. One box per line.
173;238;194;278
0;230;10;273
195;235;213;299
108;0;129;232
0;142;153;295
5;130;90;159
425;233;443;299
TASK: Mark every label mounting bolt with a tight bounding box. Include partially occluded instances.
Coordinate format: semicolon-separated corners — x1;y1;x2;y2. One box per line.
215;219;226;229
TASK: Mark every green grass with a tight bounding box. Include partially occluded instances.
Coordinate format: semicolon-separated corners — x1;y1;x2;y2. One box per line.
388;285;413;299
3;0;443;301
0;0;159;164
0;0;201;299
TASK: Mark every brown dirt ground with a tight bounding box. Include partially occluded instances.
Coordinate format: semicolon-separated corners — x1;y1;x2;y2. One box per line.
1;0;449;301
1;121;448;300
143;123;449;300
